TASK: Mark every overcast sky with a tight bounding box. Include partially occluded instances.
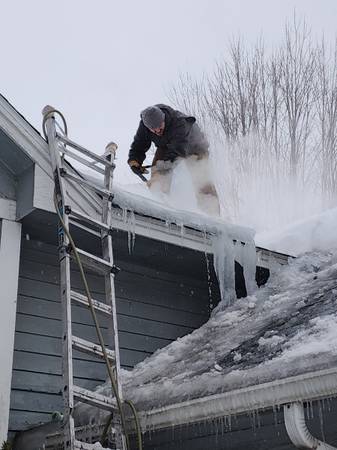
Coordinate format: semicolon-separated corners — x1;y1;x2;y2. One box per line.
0;0;336;182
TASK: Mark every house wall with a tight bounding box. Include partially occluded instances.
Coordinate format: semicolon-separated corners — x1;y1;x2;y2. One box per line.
9;229;219;434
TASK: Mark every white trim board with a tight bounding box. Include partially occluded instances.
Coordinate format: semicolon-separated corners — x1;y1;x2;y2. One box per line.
0;219;22;442
0;199;16;220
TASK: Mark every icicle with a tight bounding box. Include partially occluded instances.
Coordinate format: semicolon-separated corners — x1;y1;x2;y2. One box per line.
122;207;127;223
211;230;236;306
123;208;136;253
204;252;213;312
129;209;136;251
318;399;326;442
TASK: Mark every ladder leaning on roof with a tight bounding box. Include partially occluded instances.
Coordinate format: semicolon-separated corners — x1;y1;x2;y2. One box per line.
42;106;127;450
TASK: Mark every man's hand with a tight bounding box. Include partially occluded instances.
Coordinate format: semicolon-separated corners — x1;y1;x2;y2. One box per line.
128;160;148;173
128;159;149;181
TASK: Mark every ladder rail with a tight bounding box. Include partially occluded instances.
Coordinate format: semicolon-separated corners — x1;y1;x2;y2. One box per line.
102;156;124;401
43;108;129;450
44;115;77;449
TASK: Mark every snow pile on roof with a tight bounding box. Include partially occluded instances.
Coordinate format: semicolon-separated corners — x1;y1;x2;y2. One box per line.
120;251;337;410
74;248;337;425
113;182;253;241
256;207;337;256
85;162;254;243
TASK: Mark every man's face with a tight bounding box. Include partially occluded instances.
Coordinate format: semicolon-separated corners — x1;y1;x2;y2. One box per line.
150;121;165;136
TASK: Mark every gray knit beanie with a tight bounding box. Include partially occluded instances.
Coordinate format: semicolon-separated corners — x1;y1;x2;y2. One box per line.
141;106;165;130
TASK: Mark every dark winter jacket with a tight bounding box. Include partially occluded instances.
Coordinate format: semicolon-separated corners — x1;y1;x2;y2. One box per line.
128;104;209;164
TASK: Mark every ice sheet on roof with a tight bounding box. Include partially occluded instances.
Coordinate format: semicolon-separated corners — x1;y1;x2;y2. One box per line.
74;249;337;425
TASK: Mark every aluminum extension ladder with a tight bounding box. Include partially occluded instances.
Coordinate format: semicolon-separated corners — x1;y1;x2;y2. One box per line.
42;106;127;450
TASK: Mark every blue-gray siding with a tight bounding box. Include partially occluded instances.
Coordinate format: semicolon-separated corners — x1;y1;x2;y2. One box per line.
9;232;218;432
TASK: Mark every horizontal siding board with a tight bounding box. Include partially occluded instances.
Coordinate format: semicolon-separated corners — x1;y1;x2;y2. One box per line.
9;410;55;431
11;370;99;393
13;351;106;378
10;390;63;413
12;369;101;394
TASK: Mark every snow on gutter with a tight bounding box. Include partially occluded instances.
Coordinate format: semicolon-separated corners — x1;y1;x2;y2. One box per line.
131;367;337;432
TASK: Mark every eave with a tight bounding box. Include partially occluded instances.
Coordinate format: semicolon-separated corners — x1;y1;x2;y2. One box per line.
0;95;51;176
133;366;337;432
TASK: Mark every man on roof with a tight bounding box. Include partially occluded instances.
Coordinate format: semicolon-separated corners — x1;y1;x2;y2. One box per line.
127;104;220;215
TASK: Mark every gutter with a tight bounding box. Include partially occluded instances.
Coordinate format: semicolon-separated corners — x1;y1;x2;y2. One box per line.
132;367;337;432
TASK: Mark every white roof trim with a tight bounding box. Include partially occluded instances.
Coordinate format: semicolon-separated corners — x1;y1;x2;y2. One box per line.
0;96;51;176
135;367;337;431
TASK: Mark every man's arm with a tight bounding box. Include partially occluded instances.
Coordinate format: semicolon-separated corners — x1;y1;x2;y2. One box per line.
128;122;152;165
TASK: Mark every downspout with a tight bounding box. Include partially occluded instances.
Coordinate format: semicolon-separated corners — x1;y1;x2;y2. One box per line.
284;402;336;449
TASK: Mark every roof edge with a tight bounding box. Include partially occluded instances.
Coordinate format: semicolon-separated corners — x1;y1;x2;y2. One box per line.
0;94;51;176
135;366;337;432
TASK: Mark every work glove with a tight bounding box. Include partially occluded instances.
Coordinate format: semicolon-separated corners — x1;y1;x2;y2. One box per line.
128;159;149;181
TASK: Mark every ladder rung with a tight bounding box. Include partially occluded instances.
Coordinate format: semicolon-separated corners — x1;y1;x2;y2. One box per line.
73;385;117;412
71;290;112;315
61;169;113;198
57;134;114;167
75;248;113;275
69;219;101;238
59;145;106;175
69;207;111;233
74;441;97;449
72;335;115;363
45;424;109;449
